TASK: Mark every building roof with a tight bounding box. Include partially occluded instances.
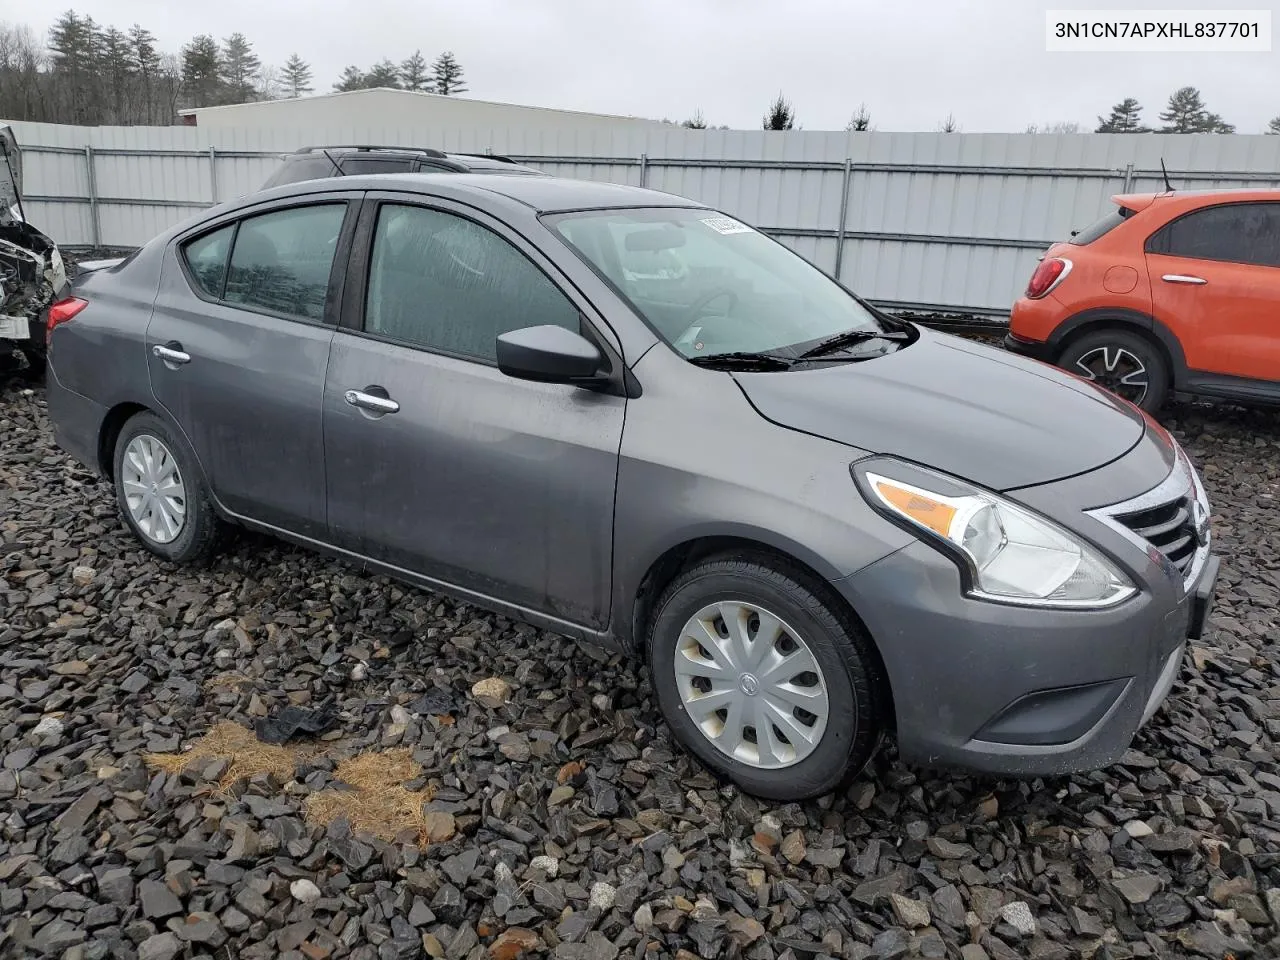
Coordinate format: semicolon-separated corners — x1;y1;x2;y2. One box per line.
177;87;666;125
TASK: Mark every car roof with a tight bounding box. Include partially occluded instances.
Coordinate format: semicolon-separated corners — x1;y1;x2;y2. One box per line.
260;172;708;214
286;145;541;173
1113;187;1280;211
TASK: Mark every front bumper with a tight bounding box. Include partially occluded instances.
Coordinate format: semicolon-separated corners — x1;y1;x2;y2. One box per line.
837;444;1218;778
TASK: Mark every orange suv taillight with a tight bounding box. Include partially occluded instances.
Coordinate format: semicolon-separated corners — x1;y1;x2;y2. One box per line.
46;296;89;345
1025;257;1073;299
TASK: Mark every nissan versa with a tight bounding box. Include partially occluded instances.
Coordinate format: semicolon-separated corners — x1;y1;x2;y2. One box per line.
44;173;1219;800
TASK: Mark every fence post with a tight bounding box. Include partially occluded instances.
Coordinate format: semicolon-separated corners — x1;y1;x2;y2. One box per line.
83;145;101;249
638;153;648;188
209;146;219;205
833;157;853;279
1122;162;1134;193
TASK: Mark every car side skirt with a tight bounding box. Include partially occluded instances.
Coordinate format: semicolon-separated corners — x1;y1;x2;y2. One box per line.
217;505;624;653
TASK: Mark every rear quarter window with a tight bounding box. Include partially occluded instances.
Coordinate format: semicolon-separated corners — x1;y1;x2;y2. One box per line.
1069;206;1135;246
181;223;235;298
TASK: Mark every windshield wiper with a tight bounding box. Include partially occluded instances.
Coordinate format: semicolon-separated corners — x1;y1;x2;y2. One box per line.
797;328;911;360
686;351;796;371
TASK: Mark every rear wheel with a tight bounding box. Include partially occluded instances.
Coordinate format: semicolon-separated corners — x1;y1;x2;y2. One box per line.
113;412;221;564
1057;328;1169;413
646;555;886;801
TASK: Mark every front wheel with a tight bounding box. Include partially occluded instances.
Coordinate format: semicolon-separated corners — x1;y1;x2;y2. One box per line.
1056;328;1169;413
646;555;886;801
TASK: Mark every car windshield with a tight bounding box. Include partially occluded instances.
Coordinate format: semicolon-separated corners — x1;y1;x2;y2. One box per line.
547;207;887;359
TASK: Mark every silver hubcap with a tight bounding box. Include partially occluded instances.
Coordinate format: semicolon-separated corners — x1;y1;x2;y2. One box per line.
674;600;829;769
121;435;186;544
1073;346;1149;403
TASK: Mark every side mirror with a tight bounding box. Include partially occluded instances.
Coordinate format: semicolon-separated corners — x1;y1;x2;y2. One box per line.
496;325;605;384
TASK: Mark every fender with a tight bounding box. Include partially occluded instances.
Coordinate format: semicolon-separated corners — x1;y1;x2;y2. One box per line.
615;521;875;654
1048;307;1189;389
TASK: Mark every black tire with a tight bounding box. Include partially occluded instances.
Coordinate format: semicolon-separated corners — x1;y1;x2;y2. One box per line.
646;554;886;801
1056;328;1169;413
112;411;221;565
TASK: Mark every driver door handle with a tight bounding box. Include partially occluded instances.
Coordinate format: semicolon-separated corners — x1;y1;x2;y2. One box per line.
344;389;400;414
1162;274;1207;285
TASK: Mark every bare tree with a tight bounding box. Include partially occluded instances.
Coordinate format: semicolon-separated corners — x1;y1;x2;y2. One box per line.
1025;121;1081;134
937;112;961;133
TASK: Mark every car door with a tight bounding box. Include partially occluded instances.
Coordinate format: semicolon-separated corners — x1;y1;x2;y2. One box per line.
147;192;360;538
1145;200;1280;383
322;193;626;629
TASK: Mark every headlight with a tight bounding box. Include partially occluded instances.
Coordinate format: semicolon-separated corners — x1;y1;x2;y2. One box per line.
854;459;1136;609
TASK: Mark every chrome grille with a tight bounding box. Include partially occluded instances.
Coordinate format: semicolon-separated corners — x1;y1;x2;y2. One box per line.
1113;494;1198;578
1085;440;1211;594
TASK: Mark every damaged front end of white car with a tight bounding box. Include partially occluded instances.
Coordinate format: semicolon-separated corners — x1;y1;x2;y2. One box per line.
1;123;68;378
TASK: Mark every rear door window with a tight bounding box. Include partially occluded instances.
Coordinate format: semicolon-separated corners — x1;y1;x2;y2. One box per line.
221;203;347;321
1146;202;1280;267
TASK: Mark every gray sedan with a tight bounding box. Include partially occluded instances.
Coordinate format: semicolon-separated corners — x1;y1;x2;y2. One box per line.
44;172;1219;800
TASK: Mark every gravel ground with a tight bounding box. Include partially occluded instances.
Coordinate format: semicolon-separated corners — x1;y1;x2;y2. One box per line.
2;378;1279;960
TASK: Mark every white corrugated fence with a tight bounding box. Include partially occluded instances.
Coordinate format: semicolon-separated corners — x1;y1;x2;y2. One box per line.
9;118;1280;317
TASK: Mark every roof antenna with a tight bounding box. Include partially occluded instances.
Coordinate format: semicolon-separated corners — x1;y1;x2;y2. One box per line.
1160;157;1174;193
322;149;346;176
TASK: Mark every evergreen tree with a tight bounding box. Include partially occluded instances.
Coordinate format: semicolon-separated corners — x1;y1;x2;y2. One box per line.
181;34;224;107
400;50;431;91
363;58;402;88
47;10;101;123
1158;86;1232;133
99;27;134;123
220;32;260;102
1096;97;1149;133
280;54;312;98
763;92;795;130
431;51;467;95
846;103;871;131
333;65;365;92
1268;115;1280;135
129;24;161;121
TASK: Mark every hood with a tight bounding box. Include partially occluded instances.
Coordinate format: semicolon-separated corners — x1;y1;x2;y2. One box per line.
733;326;1147;491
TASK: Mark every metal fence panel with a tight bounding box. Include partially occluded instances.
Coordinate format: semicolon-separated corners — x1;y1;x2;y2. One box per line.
8;118;1280;315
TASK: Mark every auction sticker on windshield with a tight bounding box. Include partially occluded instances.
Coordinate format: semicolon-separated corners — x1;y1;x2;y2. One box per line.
700;216;753;235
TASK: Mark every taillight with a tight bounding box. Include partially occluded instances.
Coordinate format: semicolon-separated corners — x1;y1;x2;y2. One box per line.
1025;257;1073;299
46;297;88;344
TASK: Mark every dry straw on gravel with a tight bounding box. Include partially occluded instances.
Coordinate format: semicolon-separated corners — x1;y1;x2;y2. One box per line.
144;720;313;788
303;748;437;844
146;723;437;844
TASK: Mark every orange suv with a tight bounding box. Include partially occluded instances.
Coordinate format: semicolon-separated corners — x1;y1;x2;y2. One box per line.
1005;188;1280;412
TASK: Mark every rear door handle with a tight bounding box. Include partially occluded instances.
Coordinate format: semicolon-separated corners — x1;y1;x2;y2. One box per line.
152;344;191;364
344;389;400;414
1162;274;1207;285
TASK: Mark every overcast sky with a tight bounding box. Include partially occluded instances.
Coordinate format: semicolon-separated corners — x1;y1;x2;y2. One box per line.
16;0;1279;133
